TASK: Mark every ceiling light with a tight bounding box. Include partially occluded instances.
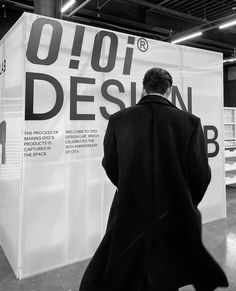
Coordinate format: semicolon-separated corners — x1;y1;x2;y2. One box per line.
219;20;236;29
171;32;202;44
61;0;76;13
223;58;236;63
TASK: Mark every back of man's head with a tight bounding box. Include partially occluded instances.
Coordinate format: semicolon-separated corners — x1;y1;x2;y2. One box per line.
142;67;173;95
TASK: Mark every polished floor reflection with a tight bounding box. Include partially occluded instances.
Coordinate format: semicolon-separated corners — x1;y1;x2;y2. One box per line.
181;186;236;291
0;186;236;291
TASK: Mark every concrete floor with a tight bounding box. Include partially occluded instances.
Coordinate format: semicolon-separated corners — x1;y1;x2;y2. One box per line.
0;187;236;291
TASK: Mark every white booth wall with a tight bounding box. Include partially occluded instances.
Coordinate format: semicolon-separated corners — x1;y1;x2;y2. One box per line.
0;15;25;274
0;13;226;279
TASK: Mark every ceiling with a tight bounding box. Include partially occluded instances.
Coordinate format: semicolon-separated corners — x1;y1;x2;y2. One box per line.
2;0;236;59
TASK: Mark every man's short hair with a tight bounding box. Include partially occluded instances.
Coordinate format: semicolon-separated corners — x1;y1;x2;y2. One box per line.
143;67;173;95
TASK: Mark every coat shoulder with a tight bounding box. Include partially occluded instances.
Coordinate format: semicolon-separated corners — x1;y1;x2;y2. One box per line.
110;106;138;121
110;104;200;127
172;106;200;125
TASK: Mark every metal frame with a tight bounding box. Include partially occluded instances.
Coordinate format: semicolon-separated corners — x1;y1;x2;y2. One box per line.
63;14;166;40
123;0;207;23
167;13;236;41
68;0;93;17
2;0;236;56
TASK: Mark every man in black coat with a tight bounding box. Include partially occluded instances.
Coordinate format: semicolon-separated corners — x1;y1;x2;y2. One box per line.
80;68;228;291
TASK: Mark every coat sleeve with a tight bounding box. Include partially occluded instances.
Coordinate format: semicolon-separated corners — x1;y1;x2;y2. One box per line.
187;118;211;206
102;116;119;187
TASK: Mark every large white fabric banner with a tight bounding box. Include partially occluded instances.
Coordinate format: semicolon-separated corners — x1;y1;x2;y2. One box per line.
0;16;25;278
0;12;226;279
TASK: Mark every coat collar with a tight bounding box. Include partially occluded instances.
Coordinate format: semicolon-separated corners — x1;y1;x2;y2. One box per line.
137;94;177;109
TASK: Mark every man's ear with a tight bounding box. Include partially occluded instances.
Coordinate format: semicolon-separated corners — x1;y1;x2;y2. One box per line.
165;87;172;98
141;88;147;98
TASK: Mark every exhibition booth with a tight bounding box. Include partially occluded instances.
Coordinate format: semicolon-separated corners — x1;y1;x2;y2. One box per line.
0;13;226;279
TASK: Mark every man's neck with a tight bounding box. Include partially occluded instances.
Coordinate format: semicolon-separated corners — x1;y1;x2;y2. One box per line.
149;92;166;98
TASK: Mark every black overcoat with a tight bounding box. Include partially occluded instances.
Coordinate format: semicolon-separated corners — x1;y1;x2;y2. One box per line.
80;94;228;291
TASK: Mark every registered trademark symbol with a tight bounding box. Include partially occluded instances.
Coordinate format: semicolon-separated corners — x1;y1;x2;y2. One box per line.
137;38;148;52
